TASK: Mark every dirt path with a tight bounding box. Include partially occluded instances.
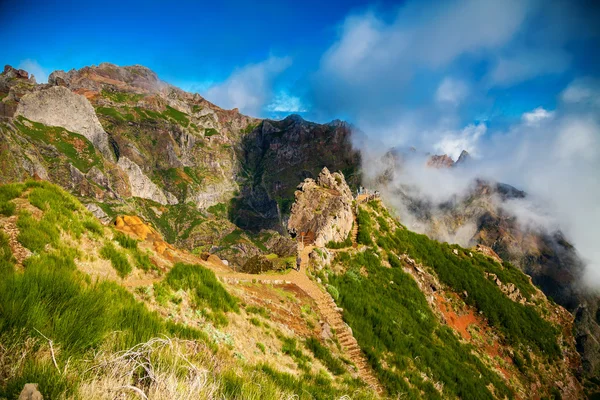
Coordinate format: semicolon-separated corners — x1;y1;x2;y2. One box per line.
351;211;358;248
117;221;383;393
215;244;383;394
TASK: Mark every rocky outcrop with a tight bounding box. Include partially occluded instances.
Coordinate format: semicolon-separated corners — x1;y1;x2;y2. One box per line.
117;156;178;205
15;86;113;159
288;168;354;247
427;154;455;168
18;383;43;400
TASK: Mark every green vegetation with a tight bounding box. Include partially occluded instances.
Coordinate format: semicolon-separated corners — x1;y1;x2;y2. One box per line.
166;262;239;313
0;231;14;274
305;337;345;375
0;183;23;217
207;202;228;218
246;305;271;319
0;224;205;399
204;127;219;137
14;117;102;172
241;122;259;134
389;228;559;356
356;207;373;245
113;232;154;271
322;201;562;397
0;201;16;216
0;181;377;399
100;242;132;277
96;106;135;122
101;89;144;103
326;226;353;249
163;105;189;126
329;249;511;399
281;337;311;372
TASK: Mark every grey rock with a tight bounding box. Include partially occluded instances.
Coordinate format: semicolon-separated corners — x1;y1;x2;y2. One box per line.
18;383;43;400
15;86;113;159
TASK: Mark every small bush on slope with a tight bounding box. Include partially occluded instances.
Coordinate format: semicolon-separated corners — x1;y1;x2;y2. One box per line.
166;262;239;313
114;231;154;271
305;337;346;375
100;242;132;277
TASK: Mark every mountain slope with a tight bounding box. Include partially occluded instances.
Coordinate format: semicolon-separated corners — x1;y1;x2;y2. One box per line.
0;181;378;399
0;63;360;269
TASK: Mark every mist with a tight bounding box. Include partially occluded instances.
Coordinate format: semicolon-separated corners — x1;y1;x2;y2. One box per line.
311;0;600;289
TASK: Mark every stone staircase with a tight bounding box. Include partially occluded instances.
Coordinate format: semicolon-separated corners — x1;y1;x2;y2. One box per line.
313;289;383;393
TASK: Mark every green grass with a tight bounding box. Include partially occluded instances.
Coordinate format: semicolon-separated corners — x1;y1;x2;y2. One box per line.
356;207;373;245
163;106;189;126
166;262;238;313
0;245;207;399
0;231;15;275
114;231;138;249
329;249;512;399
17;211;60;252
246;305;271;319
204;128;219;137
15;117;102;173
305;337;346;375
388;227;559;357
100;242;132;277
0;201;16;216
207;202;228;218
101;89;144;103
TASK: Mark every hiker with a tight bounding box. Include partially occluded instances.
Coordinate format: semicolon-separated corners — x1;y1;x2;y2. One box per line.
296;256;301;271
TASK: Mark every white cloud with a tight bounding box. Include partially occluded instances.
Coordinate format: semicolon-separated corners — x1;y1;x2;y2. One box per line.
521;107;554;126
561;78;600;107
310;0;533;121
203;56;291;116
488;49;571;86
436;77;469;106
433;123;486;160
267;91;306;113
17;59;48;83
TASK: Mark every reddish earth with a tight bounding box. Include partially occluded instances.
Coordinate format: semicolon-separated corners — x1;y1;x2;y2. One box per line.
434;293;514;381
434;293;477;340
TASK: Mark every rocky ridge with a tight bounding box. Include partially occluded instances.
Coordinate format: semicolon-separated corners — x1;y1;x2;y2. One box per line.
288;167;354;247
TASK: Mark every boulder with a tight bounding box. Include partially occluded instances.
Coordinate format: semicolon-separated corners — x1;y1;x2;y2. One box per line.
15;86;113;159
117;156;178;205
18;383;43;400
287;167;353;247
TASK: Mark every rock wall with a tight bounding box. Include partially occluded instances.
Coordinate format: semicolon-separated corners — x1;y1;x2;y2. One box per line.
288;167;353;247
117;156;178;205
15;86;113;159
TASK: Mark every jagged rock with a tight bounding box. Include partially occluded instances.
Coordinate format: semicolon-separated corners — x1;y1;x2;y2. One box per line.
427;154;455;168
117;156;178;205
18;383;43;400
15;86;113;159
455;150;470;165
86;166;109;187
288;167;354;247
3;65;29;80
309;247;332;272
85;203;110;224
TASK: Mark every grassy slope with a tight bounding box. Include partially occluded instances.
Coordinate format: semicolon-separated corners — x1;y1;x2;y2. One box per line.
0;181;375;400
321;200;564;399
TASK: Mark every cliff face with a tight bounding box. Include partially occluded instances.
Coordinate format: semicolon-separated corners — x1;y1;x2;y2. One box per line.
231;115;360;232
381;172;600;378
287;167;354;247
0;63;361;239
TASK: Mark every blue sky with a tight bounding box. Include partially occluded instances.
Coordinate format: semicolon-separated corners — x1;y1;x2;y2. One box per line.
2;0;599;152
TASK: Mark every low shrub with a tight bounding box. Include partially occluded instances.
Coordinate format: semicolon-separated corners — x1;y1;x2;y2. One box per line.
166;262;238;313
100;242;132;277
305;337;345;375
